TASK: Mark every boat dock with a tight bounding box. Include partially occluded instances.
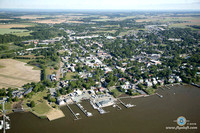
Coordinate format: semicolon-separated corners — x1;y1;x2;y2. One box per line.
156;93;163;98
165;86;170;89
117;99;135;108
97;108;108;114
191;83;200;88
113;104;122;110
66;104;80;120
76;103;93;117
0;101;11;133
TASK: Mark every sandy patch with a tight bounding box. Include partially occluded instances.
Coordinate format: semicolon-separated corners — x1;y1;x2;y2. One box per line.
0;59;40;88
46;109;65;121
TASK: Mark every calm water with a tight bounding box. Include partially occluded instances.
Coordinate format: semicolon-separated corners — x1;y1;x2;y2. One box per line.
6;85;200;133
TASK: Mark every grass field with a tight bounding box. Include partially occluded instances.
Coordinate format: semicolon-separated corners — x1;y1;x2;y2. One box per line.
145;88;156;95
64;72;77;80
0;28;29;35
109;88;124;97
23;91;51;114
92;16;136;22
12;31;33;36
0;59;40;88
93;30;116;34
22;90;64;120
33;101;51;114
0;23;34;36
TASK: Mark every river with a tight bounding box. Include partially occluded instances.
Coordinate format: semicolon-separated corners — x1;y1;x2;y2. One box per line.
6;85;200;133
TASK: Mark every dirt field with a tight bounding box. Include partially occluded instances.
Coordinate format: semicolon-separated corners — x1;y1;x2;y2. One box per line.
0;19;13;20
14;15;49;19
32;19;67;24
0;24;33;28
0;59;40;88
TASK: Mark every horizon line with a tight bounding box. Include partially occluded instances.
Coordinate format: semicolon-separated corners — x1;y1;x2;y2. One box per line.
0;8;200;11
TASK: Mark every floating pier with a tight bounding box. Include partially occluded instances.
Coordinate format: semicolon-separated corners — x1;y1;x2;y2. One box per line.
66;104;80;120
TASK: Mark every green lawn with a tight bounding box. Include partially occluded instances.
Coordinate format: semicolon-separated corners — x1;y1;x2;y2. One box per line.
110;88;124;98
22;90;53;116
0;28;29;35
65;72;77;80
5;102;12;110
12;31;33;36
0;43;21;52
145;88;156;95
23;91;48;108
33;101;51;115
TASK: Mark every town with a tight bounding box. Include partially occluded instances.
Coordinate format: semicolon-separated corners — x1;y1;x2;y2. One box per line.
0;11;199;124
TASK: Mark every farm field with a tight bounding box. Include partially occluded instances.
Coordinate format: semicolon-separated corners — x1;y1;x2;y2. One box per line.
32;18;67;24
0;59;40;88
135;16;200;28
14;15;50;19
0;23;34;35
0;28;30;35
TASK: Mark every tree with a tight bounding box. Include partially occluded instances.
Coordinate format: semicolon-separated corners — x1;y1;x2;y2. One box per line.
137;84;144;90
30;101;35;108
50;98;56;103
12;97;19;102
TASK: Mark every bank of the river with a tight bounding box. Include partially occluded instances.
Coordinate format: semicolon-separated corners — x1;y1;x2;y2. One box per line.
4;84;200;133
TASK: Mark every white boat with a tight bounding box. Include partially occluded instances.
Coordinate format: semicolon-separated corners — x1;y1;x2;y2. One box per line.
0;125;3;130
126;104;135;108
98;108;106;114
86;112;93;117
75;113;80;116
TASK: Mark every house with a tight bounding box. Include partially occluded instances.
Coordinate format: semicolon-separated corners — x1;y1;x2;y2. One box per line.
139;79;144;84
49;88;57;97
12;90;23;98
99;87;105;92
70;67;75;72
175;76;182;82
158;80;164;85
75;89;82;96
50;74;57;81
168;78;175;83
57;96;73;105
24;87;33;95
96;99;114;108
146;81;153;87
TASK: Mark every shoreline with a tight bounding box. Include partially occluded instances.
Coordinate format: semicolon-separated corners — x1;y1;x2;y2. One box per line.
1;83;190;120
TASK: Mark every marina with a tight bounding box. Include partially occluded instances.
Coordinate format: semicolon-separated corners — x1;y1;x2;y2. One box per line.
76;103;93;117
4;84;200;133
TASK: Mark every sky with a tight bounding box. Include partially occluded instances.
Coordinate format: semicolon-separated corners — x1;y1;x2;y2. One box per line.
0;0;200;10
